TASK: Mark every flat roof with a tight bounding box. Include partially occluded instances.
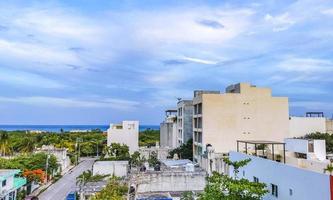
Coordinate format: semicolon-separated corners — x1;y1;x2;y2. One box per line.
237;140;285;145
160;159;192;167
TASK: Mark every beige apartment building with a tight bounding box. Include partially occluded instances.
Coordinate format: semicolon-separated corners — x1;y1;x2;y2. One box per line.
193;83;289;160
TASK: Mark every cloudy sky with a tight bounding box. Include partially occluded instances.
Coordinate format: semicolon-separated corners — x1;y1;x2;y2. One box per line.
0;0;332;125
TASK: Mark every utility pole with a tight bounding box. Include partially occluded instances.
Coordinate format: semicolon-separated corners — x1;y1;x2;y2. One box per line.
76;138;83;165
45;154;50;182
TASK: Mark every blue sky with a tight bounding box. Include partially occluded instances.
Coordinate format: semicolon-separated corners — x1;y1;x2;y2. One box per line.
0;0;332;125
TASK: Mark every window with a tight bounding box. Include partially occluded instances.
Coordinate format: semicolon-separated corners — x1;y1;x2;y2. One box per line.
194;118;198;128
253;176;259;183
271;184;278;197
198;103;202;114
198;132;202;143
2;180;6;187
289;188;293;196
198;117;202;128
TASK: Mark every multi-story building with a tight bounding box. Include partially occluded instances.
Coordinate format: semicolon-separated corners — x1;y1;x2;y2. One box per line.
289;112;327;137
160;110;178;149
192;83;289;160
230;138;332;200
0;169;26;200
176;100;193;146
327;118;333;134
107;121;139;153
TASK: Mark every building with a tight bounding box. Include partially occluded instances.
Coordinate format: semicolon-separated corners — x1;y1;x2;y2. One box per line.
139;146;171;160
0;169;27;200
92;161;129;177
229;139;333;200
131;159;206;198
107;121;139;153
176;100;193;146
327;118;333;134
289;113;327;137
35;145;71;172
193;83;289;160
230;149;332;200
160;110;178;149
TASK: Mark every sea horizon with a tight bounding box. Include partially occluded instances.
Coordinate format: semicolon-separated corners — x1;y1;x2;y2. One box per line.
0;124;159;132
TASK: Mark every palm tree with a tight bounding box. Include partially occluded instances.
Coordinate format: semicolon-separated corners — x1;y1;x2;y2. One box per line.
324;163;333;175
76;170;93;186
19;137;36;154
0;131;12;156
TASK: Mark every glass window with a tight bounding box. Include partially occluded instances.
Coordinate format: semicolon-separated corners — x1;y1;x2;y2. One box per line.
271;184;278;197
2;180;6;187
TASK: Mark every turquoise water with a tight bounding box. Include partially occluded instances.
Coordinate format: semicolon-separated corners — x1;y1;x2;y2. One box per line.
0;125;159;132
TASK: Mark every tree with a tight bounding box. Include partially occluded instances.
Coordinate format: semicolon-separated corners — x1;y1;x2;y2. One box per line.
90;177;128;200
18;136;36;153
324;163;333;175
23;169;46;183
181;191;195;200
130;151;144;167
148;151;159;167
76;170;93;186
199;158;268;200
101;143;130;161
169;139;193;160
0;131;12;156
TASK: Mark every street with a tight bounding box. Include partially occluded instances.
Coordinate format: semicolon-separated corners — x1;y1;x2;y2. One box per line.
38;158;96;200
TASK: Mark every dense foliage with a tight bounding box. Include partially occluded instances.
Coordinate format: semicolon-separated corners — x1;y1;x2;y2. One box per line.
169;139;193;160
76;170;108;186
101;143;131;161
139;129;160;147
0;130;106;158
303;132;333;152
90;177;128;200
0;152;58;173
199;158;268;200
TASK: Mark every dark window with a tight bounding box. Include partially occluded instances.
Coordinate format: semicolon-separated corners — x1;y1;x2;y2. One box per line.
2;180;6;187
271;184;278;197
289;188;293;196
253;176;259;183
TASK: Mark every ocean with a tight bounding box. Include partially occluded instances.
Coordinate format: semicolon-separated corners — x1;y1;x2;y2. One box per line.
0;125;159;132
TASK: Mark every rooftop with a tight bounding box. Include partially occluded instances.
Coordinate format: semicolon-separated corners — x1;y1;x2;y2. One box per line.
237;140;285;145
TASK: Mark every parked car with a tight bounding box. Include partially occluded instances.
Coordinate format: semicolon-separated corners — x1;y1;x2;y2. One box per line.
66;191;76;200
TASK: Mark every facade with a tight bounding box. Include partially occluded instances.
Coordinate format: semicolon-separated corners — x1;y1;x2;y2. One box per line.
160;110;178;149
193;83;289;160
92;161;129;177
229;151;332;200
289;116;327;137
327;119;333;134
0;170;26;200
107;121;139;153
139;147;170;160
176;100;193;145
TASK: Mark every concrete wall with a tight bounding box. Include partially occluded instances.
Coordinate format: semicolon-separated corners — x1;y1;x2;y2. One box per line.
93;161;128;177
139;147;170;160
135;171;206;193
160;117;178;149
193;83;289;155
177;100;193;145
107;121;139;153
327;119;333;134
289;117;326;137
229;151;331;200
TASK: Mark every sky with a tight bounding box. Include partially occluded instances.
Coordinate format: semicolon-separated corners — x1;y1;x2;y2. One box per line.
0;0;332;125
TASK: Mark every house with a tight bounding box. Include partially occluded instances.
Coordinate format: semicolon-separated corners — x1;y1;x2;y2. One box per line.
35;145;71;172
0;169;27;200
107;121;139;153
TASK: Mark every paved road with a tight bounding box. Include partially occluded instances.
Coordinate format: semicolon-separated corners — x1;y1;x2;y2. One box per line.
39;158;95;200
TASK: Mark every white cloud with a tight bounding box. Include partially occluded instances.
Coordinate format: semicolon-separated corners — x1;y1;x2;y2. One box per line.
0;69;66;88
264;13;295;32
278;57;333;72
321;8;333;16
0;96;139;110
290;101;333;110
182;56;218;65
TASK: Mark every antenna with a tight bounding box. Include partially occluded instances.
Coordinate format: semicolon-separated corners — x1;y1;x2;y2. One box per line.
177;97;182;102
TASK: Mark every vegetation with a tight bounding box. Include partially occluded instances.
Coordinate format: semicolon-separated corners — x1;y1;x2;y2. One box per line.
76;170;108;186
0;130;106;161
0;152;58;174
139;129;160;147
101;143;131;161
147;151;159;167
199;158;268;200
169;139;193;160
181;191;195;200
324;163;333;175
90;177;128;200
302;132;333;153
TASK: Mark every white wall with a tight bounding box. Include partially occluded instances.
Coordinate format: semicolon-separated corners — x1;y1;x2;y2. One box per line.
135;171;206;193
107;121;139;153
93;161;128;177
289;117;326;137
313;140;326;161
229;151;331;200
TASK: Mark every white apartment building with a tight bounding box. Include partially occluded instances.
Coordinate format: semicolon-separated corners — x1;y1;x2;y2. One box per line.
160;110;178;149
192;83;289;160
327;118;333;134
0;170;26;200
107;121;139;153
176;100;193;145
